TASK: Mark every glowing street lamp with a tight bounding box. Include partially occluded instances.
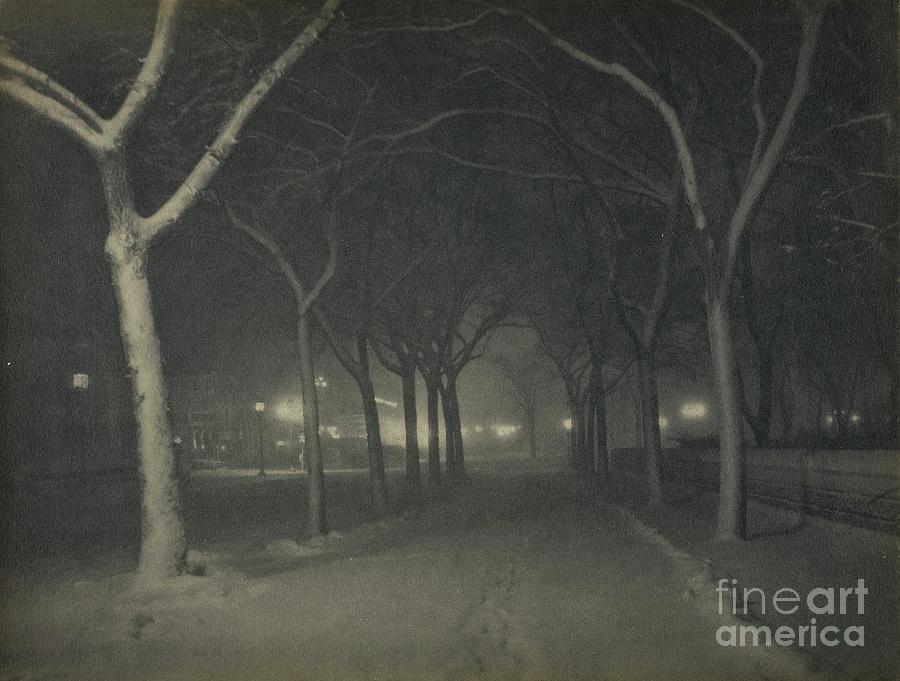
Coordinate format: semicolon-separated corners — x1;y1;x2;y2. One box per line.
563;418;573;432
255;401;266;476
493;424;519;438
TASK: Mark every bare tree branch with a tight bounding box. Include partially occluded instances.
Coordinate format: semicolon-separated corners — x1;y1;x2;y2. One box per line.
0;55;105;132
106;0;182;143
669;0;767;176
489;7;709;236
225;202;339;318
0;76;105;150
719;5;823;296
140;0;343;243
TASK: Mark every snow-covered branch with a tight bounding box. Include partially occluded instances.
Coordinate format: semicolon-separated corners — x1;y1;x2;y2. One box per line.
0;55;105;133
490;7;708;235
140;0;342;244
720;5;823;295
669;0;767;176
0;75;104;150
106;0;182;143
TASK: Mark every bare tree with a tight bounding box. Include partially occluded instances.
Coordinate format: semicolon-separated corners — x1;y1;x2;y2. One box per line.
495;350;551;459
372;321;422;497
0;0;342;580
477;1;825;539
224;205;336;534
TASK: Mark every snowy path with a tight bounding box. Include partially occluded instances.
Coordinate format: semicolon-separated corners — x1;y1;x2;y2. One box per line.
1;470;816;680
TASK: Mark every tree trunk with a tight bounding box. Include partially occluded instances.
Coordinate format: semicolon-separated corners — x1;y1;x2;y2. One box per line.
440;383;458;479
566;393;579;471
400;359;421;497
754;350;774;447
584;395;596;474
356;334;387;515
527;405;537;459
298;315;328;535
106;232;185;583
448;380;466;479
708;298;747;541
637;351;664;505
593;384;610;480
572;398;590;475
744;343;775;447
889;374;899;447
633;384;643;448
426;380;441;486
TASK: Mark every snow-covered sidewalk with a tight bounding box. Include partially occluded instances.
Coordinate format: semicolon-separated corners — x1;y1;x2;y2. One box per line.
605;475;899;681
0;469;843;680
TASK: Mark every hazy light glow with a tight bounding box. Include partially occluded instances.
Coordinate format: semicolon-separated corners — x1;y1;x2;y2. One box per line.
275;400;303;423
320;425;339;439
474;425;484;434
315;376;328;388
658;415;670;430
493;424;520;438
850;413;861;424
72;373;90;390
375;396;398;408
679;402;708;420
254;402;266;413
563;418;573;432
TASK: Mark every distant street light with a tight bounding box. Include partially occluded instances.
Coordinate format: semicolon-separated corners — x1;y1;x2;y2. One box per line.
679;402;708;420
493;424;519;438
255;401;266;476
563;418;573;432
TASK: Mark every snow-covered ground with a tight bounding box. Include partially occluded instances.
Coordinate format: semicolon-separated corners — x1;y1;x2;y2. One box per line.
0;462;893;680
606;474;899;681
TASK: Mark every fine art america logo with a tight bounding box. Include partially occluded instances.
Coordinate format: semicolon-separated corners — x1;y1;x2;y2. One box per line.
715;579;867;648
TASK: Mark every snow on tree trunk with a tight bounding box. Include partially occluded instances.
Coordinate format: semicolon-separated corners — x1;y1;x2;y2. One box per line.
708;299;747;541
106;231;185;583
298;315;328;535
637;352;664;505
426;380;441;486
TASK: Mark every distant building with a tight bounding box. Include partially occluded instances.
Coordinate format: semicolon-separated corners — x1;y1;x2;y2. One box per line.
168;373;255;468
